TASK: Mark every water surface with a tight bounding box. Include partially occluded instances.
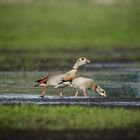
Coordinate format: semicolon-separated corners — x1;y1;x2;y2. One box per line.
0;63;140;98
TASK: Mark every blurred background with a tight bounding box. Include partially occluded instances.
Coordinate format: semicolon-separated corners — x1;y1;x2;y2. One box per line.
0;0;140;97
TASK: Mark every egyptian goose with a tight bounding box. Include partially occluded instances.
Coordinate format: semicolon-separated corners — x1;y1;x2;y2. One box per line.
35;57;90;97
55;57;90;88
71;76;107;97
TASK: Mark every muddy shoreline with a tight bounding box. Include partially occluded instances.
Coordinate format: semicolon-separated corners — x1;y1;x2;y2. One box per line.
0;95;140;108
1;128;140;140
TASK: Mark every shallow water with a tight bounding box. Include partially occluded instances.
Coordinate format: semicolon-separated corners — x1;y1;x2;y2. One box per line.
0;94;140;106
0;62;140;98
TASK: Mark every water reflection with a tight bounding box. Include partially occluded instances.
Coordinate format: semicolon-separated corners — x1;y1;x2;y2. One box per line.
0;63;140;98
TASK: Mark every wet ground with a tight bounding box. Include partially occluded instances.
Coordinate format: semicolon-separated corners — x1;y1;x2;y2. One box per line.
0;94;140;108
0;62;140;106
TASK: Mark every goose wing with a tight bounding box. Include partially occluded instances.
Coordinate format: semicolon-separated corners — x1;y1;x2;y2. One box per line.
35;71;65;87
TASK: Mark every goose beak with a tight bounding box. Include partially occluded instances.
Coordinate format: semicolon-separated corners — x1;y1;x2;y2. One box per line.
86;59;90;63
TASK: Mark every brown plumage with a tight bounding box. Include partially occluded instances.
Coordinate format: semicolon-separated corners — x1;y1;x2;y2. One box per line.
34;76;49;87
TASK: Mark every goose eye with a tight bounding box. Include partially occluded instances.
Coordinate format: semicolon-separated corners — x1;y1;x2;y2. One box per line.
102;91;105;93
81;57;85;61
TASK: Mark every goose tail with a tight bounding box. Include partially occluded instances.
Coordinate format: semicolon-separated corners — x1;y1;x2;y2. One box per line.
34;75;49;87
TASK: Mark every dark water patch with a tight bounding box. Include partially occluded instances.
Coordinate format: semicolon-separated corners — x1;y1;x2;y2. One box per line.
0;95;140;107
0;128;140;140
86;62;140;71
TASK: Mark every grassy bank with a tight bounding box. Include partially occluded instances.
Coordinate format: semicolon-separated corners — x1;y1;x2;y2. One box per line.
0;0;140;46
0;105;140;130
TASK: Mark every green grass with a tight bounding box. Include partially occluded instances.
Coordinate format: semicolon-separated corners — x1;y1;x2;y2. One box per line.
0;105;140;130
0;0;140;47
0;0;140;70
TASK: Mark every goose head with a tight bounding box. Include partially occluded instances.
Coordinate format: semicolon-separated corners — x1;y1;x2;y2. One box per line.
96;86;107;97
73;57;90;69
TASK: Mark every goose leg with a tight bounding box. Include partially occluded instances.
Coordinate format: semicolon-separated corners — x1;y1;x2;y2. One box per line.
83;89;88;97
75;91;79;97
40;86;46;97
60;92;63;97
59;88;64;97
